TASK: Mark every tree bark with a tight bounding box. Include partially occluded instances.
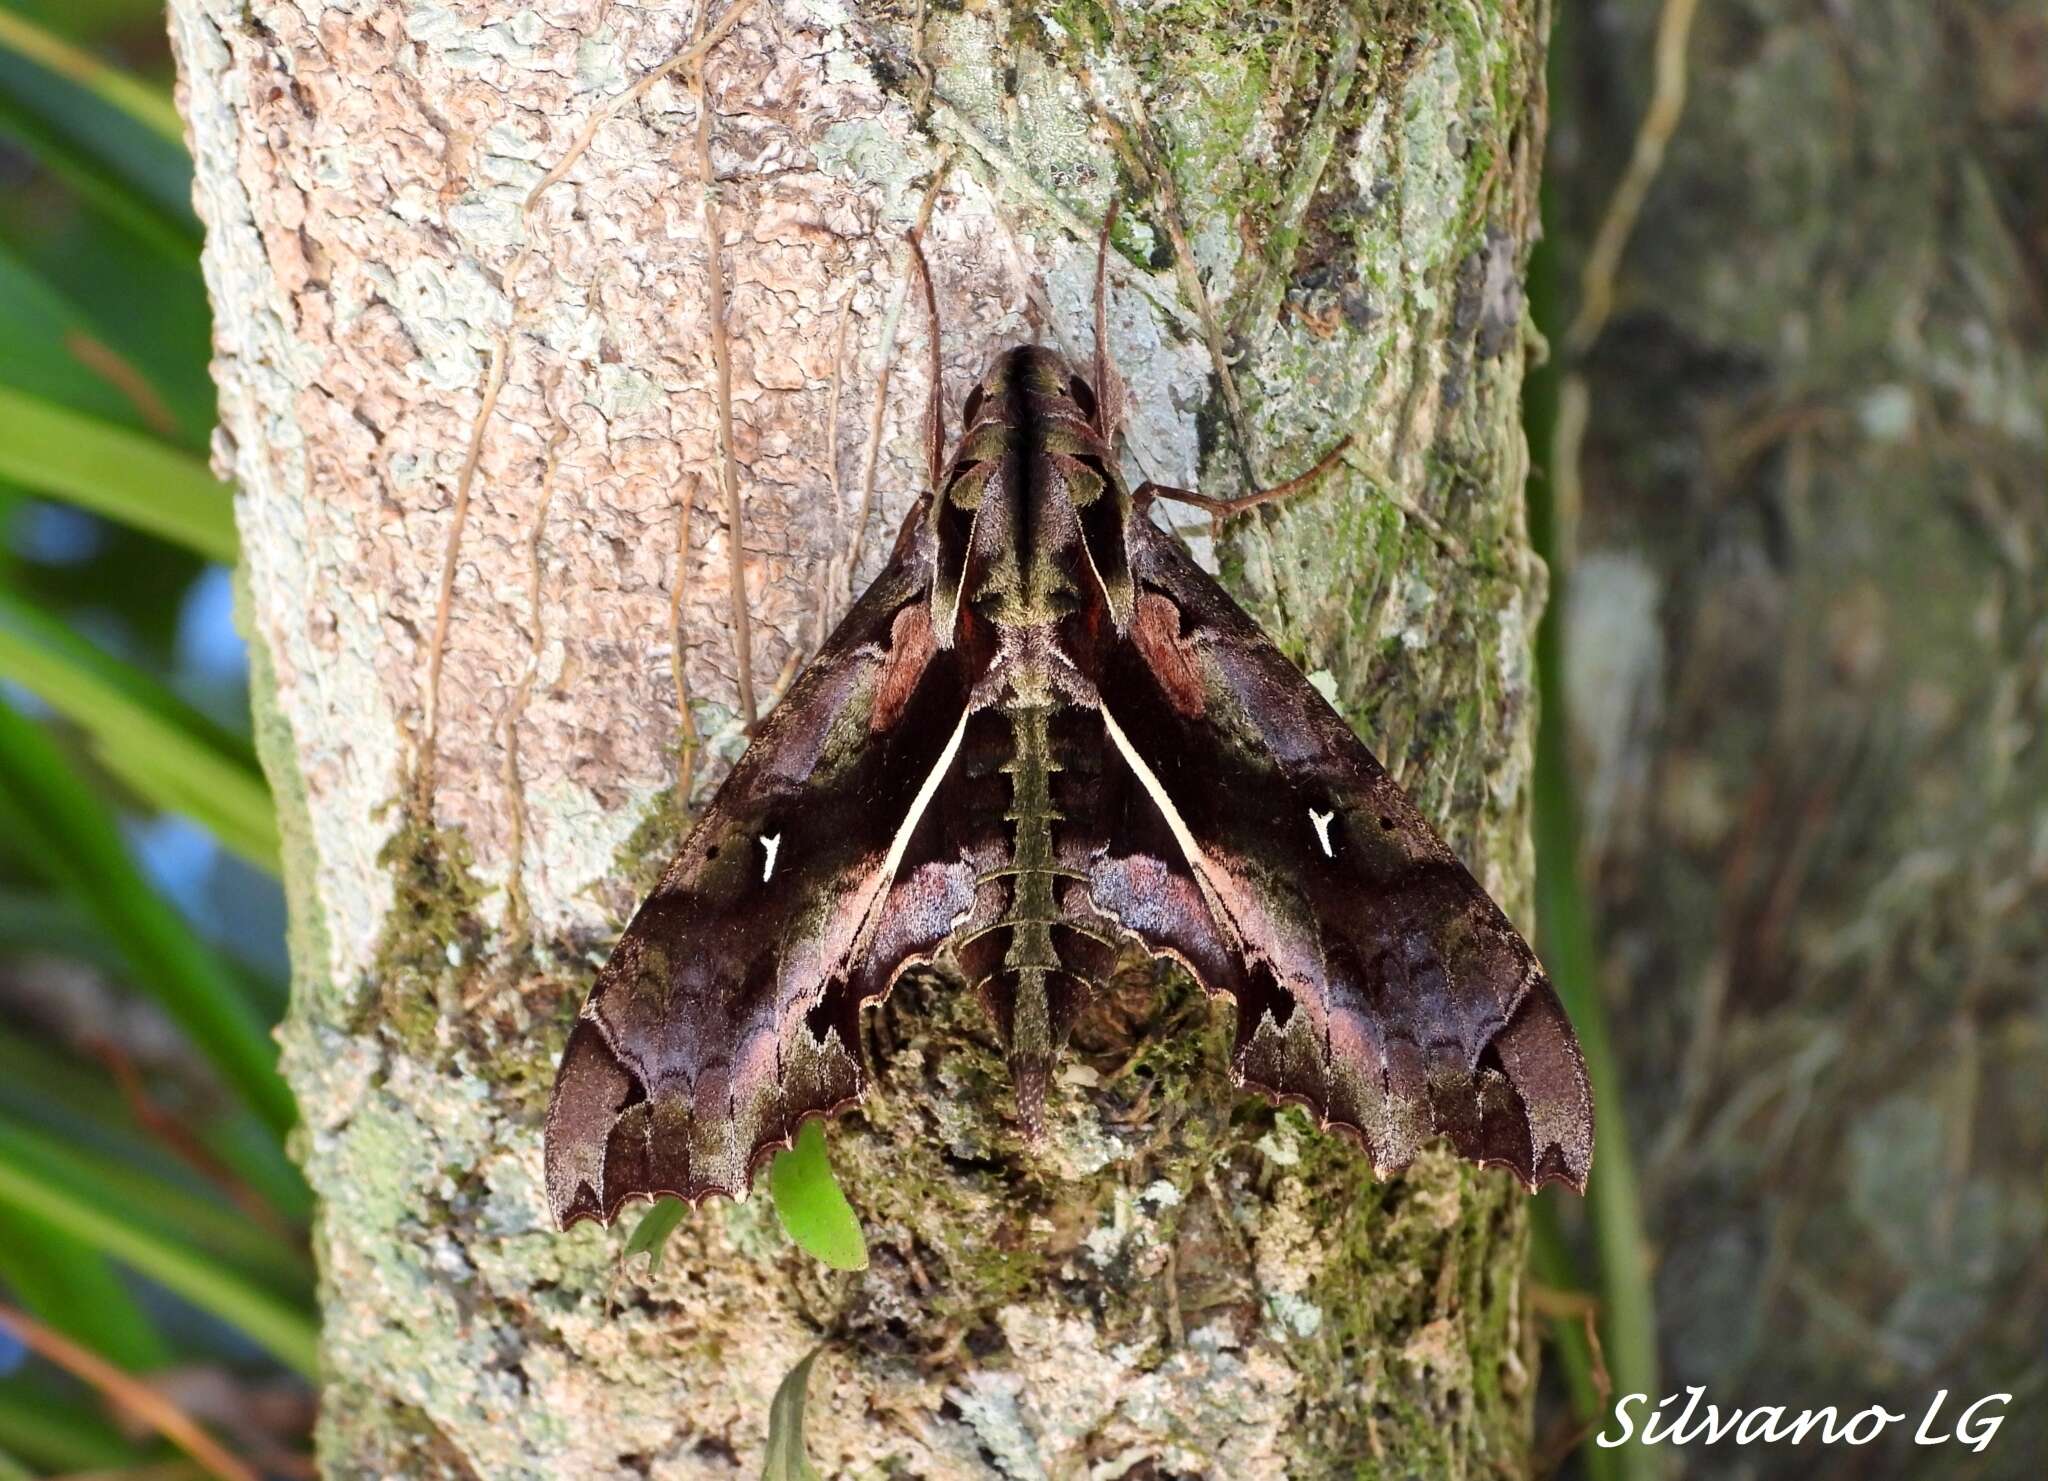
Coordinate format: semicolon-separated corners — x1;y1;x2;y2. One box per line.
171;0;1556;1473
1548;1;2048;1476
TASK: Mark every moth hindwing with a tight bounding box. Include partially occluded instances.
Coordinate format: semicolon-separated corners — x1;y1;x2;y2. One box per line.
545;251;1593;1229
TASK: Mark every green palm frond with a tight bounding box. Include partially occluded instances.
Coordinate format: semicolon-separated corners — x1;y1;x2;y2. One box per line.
0;387;234;562
0;587;275;868
0;698;293;1135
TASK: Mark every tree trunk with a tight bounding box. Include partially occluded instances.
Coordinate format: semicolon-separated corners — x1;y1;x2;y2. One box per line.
1548;0;2048;1476
170;0;1556;1473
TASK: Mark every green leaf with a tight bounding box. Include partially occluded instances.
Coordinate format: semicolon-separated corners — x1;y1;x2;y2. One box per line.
0;92;196;265
0;1024;310;1234
0;1130;318;1377
0;1380;150;1473
0;9;182;144
0;239;174;434
0;386;235;561
769;1120;866;1272
623;1197;689;1275
0;697;295;1136
0;220;214;449
760;1348;823;1481
0;36;199;262
0;886;119;972
0;1205;167;1373
0;587;276;869
199;1105;314;1227
1525;89;1660;1479
0;1116;313;1300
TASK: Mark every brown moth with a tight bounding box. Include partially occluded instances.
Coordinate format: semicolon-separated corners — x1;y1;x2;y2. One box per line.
545;221;1593;1228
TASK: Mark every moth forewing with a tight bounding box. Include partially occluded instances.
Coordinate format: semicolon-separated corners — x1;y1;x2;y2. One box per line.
544;257;1593;1228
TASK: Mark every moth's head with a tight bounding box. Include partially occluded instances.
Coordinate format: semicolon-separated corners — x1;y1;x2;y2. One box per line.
954;344;1100;432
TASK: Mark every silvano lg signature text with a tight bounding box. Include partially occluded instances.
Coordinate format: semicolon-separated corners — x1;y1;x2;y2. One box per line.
1599;1387;2008;1451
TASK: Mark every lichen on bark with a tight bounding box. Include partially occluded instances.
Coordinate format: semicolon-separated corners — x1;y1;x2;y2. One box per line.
176;0;1560;1472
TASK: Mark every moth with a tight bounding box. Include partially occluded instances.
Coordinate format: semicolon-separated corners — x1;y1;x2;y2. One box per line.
546;223;1593;1228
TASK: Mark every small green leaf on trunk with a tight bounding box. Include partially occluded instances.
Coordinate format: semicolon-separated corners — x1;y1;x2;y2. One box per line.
762;1347;824;1481
770;1120;866;1270
623;1196;688;1274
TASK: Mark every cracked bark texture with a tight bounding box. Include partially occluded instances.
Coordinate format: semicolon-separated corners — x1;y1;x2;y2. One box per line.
171;0;1556;1474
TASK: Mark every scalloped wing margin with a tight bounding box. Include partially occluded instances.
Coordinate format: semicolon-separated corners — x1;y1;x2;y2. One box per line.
544;509;985;1228
1081;516;1593;1192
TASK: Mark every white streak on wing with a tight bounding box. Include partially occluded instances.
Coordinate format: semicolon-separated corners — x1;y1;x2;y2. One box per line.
1100;704;1207;872
759;833;782;882
882;708;970;885
1309;808;1335;858
848;706;973;969
1099;702;1251;960
933;496;986;648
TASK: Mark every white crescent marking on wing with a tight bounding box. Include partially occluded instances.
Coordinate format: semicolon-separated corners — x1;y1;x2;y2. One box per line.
846;706;973;969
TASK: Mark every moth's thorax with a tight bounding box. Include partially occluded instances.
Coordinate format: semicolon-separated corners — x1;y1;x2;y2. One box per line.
932;345;1129;636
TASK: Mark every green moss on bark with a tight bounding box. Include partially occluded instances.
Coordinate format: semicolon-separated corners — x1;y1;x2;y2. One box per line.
364;809;492;1054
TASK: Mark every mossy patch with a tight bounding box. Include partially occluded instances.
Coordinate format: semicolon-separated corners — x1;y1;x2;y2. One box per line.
362;798;492;1055
608;780;692;906
318;1386;483;1480
1279;1128;1531;1474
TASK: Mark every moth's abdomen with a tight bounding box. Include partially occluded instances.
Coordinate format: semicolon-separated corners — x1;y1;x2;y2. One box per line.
939;693;1122;1125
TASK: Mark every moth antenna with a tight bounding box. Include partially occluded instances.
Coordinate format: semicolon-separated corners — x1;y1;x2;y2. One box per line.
907;228;946;490
1090;199;1128;444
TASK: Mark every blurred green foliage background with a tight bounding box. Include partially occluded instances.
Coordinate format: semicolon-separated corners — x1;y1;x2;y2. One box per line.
0;0;317;1474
